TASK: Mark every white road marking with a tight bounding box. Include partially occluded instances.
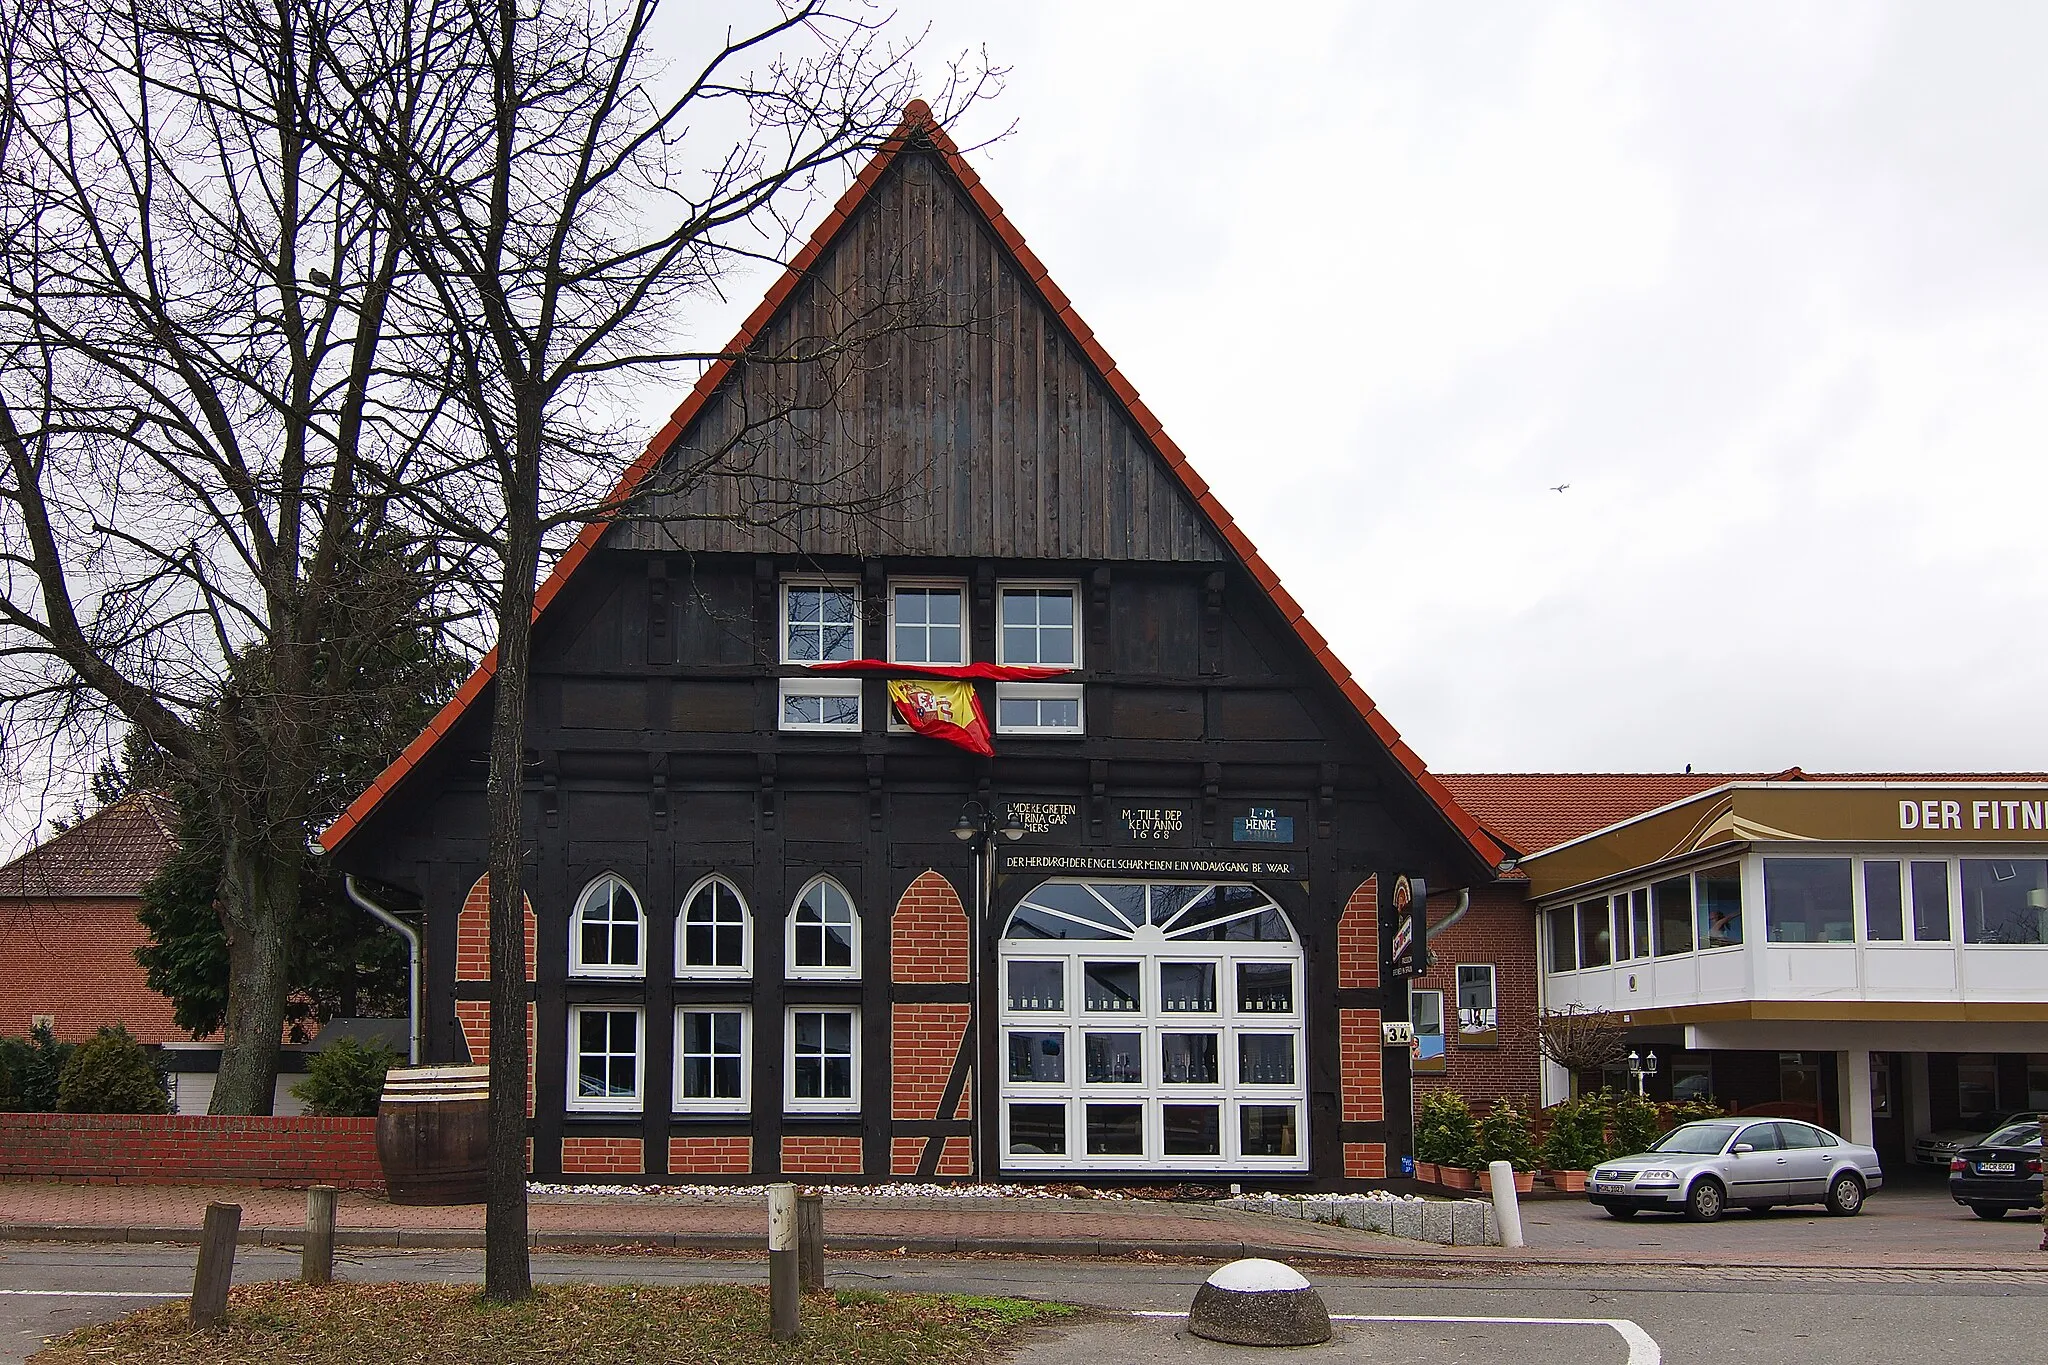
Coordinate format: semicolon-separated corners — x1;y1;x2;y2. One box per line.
1134;1310;1662;1365
0;1291;184;1299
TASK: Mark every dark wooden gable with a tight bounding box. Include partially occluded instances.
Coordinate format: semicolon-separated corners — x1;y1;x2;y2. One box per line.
609;147;1227;564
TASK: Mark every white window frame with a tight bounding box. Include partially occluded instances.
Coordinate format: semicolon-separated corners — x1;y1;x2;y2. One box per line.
675;874;753;980
569;873;646;979
886;579;969;665
673;1006;751;1114
1454;962;1497;1044
566;1005;644;1114
779;576;860;665
993;681;1086;737
786;875;861;980
784;1006;861;1113
778;676;863;733
995;580;1082;668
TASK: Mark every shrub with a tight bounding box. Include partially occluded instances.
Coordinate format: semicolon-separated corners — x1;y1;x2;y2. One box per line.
1477;1098;1540;1172
1612;1091;1662;1156
1414;1089;1480;1169
1662;1097;1727;1126
1540;1093;1614;1171
291;1036;401;1117
2;1024;78;1112
56;1026;170;1114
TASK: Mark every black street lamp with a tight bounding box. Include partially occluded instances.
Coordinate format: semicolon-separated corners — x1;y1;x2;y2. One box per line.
1627;1049;1660;1097
953;801;1023;1179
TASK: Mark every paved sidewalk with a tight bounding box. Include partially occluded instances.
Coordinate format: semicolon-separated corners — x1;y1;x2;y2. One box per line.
1;1182;2042;1272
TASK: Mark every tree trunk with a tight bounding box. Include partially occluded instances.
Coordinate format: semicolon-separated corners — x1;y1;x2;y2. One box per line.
209;838;300;1114
481;511;541;1302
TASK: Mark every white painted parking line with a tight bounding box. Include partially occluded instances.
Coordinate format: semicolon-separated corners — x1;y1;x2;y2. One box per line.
0;1291;184;1299
1134;1310;1662;1365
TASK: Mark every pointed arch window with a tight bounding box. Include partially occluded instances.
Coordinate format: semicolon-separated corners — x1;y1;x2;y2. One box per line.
788;877;859;979
677;876;752;979
570;875;645;978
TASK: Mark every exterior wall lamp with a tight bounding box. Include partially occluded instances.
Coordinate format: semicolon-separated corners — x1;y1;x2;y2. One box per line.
1627;1048;1660;1097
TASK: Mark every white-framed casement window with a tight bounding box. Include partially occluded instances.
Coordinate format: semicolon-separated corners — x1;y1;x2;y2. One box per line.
676;875;752;979
993;682;1084;736
1455;963;1497;1047
785;1006;859;1112
567;1006;643;1113
781;579;859;663
787;876;859;979
888;581;967;665
778;676;862;732
673;1007;749;1113
570;874;645;978
996;583;1080;667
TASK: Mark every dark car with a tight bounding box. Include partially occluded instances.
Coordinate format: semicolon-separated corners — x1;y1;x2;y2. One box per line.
1948;1122;2044;1220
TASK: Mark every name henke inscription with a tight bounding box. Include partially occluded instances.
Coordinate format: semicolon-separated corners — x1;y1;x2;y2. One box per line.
1116;804;1190;844
1005;801;1079;836
1232;807;1295;844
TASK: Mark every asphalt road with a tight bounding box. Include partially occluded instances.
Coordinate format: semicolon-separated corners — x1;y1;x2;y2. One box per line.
3;1243;2045;1364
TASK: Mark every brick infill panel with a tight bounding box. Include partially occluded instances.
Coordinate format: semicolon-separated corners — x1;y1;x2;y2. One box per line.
0;1114;382;1191
560;1137;643;1176
668;1136;752;1175
1337;877;1379;990
891;871;968;984
1339;1007;1384;1123
454;874;537;982
1343;1141;1388;1180
890;1003;970;1120
779;1135;863;1175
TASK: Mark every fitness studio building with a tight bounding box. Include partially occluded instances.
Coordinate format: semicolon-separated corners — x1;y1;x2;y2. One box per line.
318;104;1506;1187
1527;778;2048;1170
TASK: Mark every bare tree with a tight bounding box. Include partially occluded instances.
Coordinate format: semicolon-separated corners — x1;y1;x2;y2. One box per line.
1536;1004;1631;1086
0;0;467;1110
297;0;997;1298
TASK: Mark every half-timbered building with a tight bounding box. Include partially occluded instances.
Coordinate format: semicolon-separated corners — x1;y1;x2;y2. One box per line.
320;103;1508;1187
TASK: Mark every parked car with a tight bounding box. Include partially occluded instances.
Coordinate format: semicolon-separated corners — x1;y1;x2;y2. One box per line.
1587;1119;1884;1222
1947;1122;2044;1221
1915;1111;2043;1168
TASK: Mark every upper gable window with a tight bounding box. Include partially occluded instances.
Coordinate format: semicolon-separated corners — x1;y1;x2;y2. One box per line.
998;585;1079;667
890;583;965;665
570;875;645;978
782;580;859;664
788;876;860;979
677;875;751;978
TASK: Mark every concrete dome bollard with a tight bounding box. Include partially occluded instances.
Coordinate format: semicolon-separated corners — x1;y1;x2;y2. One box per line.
1187;1258;1332;1347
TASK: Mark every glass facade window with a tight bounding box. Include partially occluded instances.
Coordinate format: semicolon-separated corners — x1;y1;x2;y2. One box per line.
1630;889;1652;960
1084;962;1142;1012
1864;861;1904;941
1007;1031;1065;1083
1008;1103;1066;1155
1159;962;1217;1012
1654;875;1694;955
1612;892;1632;960
1237;962;1294;1013
1911;860;1952;942
1007;960;1063;1011
1577;899;1611;968
997;586;1079;666
1238;1034;1296;1085
1084;1032;1142;1084
1549;905;1576;971
1239;1104;1298;1157
1960;859;2048;944
1162;1104;1222;1156
1696;863;1743;949
1160;1033;1220;1084
1763;858;1855;943
1085;1103;1144;1155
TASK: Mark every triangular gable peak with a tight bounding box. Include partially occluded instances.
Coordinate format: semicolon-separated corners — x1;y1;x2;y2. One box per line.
319;102;1503;869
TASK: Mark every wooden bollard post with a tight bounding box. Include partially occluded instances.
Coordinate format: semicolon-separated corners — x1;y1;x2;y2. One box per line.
797;1191;824;1292
303;1186;337;1286
189;1201;241;1328
768;1183;799;1342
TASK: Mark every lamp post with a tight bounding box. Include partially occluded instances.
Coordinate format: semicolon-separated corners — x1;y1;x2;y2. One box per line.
952;801;1026;1178
1627;1049;1659;1098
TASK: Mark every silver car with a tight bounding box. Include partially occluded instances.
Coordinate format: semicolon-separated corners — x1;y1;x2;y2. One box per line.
1587;1118;1884;1222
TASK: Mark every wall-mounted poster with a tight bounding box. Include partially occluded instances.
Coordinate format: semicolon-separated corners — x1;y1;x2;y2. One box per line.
1410;987;1447;1075
1455;963;1497;1047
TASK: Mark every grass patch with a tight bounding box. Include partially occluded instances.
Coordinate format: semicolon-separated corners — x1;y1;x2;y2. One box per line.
32;1282;1076;1365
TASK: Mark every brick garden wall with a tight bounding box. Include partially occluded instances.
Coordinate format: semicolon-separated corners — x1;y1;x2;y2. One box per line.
1412;883;1542;1113
0;1113;382;1190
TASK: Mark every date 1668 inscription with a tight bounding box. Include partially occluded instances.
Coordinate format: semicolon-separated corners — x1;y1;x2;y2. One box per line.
1115;804;1190;844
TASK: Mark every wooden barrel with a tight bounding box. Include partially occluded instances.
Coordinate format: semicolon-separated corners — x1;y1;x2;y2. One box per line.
375;1065;490;1205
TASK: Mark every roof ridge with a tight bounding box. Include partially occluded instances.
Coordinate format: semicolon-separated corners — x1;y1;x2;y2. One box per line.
317;102;1504;872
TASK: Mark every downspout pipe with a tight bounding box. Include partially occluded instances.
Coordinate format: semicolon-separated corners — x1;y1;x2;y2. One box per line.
345;874;421;1065
1426;887;1472;942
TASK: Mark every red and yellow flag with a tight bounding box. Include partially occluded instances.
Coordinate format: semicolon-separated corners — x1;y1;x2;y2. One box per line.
886;678;993;757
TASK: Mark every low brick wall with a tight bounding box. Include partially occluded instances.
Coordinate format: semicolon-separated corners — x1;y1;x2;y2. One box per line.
0;1113;383;1191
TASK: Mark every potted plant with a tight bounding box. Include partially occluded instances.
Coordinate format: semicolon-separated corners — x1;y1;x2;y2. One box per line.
1612;1090;1662;1158
1539;1093;1612;1192
1417;1090;1480;1189
1412;1089;1456;1185
1476;1098;1538;1194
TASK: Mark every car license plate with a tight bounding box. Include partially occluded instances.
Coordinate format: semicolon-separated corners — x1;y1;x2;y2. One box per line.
1592;1182;1629;1195
1979;1162;2017;1174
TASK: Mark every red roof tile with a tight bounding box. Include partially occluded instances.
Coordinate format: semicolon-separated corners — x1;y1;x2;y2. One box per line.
0;793;177;900
317;103;1504;874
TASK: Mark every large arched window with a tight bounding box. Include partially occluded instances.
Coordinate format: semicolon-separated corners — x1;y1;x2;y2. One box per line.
676;876;751;978
997;880;1305;1174
570;875;645;978
787;876;859;979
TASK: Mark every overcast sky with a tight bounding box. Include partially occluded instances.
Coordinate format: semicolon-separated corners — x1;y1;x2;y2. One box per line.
725;0;2046;777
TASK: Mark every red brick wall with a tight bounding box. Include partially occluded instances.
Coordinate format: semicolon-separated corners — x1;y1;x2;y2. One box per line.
560;1136;643;1176
454;875;536;982
780;1135;862;1175
889;1135;971;1177
0;897;183;1044
1336;878;1379;990
0;1113;381;1190
454;1002;535;1118
891;1004;970;1121
1413;883;1541;1113
1338;1008;1384;1122
668;1136;751;1174
891;871;967;984
1343;1142;1387;1179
